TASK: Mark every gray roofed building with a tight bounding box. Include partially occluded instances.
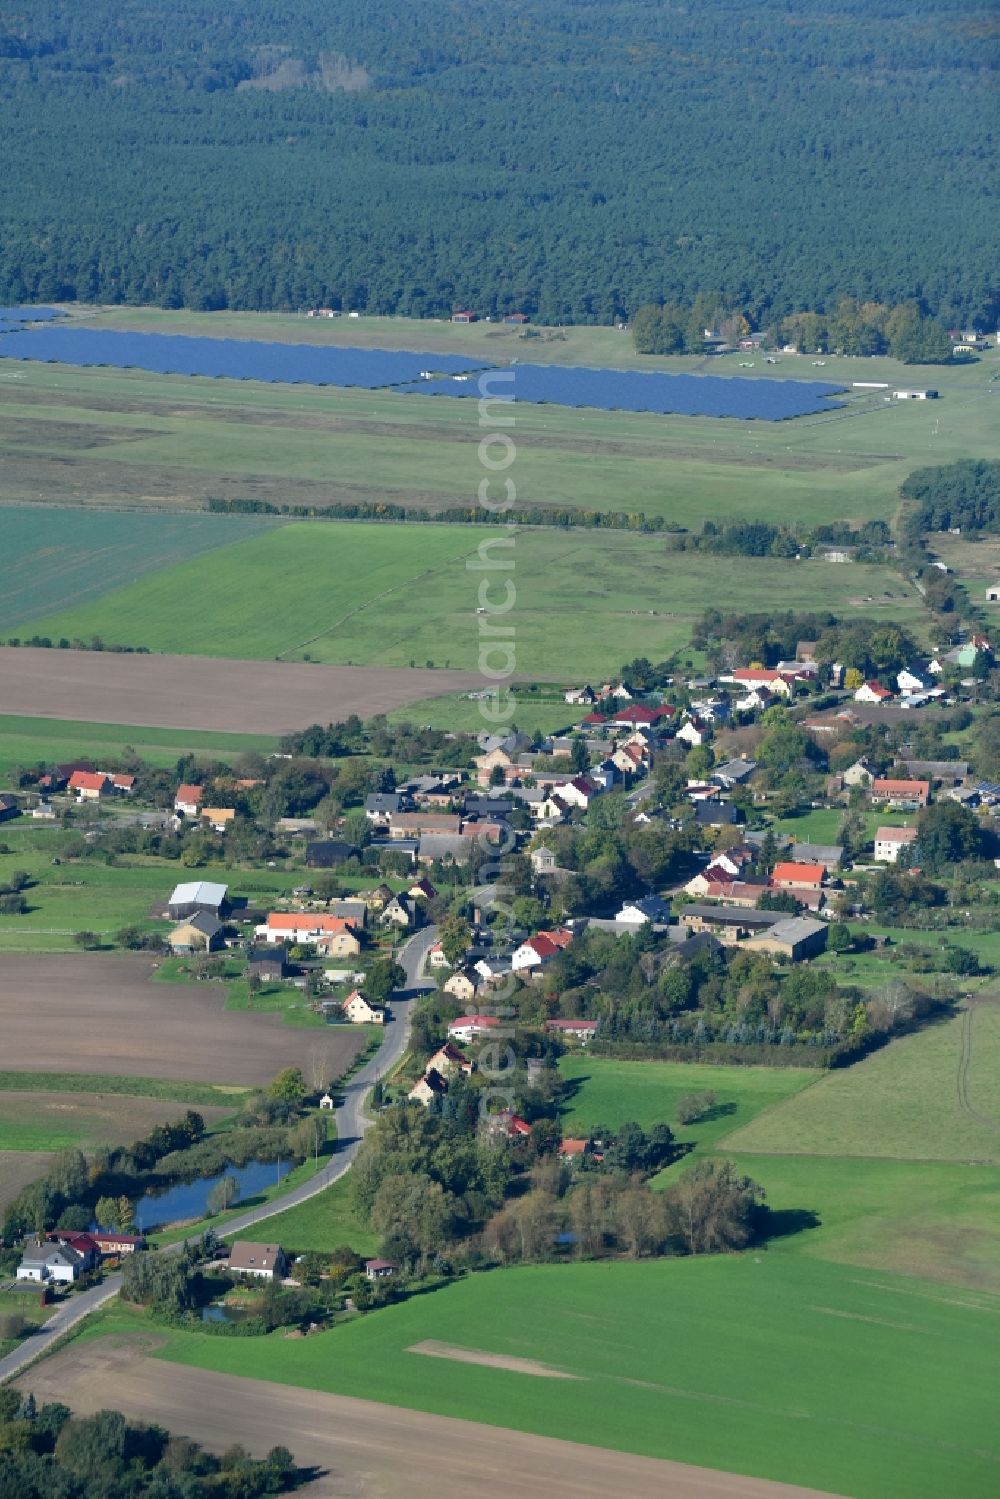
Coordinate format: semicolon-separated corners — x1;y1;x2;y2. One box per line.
790;842;844;871
694;799;743;827
167;880;228;919
365;792;406;822
17;1240;84;1284
747;916;829;961
712;758;758;787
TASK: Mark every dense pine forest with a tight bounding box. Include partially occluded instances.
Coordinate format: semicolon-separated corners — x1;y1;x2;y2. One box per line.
0;0;995;324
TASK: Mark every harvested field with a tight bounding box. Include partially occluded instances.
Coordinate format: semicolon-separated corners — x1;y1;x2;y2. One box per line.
0;953;365;1086
0;647;483;735
0;1089;232;1152
24;1338;841;1499
0;1149;51;1215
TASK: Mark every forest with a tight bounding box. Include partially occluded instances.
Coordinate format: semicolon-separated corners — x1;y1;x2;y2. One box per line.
0;0;995;324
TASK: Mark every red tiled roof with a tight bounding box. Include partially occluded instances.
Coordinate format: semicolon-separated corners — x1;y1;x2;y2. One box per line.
175;783;204;803
69;770;108;792
772;861;826;884
872;778;930;796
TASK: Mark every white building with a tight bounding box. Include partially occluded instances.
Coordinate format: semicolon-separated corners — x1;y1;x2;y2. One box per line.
874;826;919;863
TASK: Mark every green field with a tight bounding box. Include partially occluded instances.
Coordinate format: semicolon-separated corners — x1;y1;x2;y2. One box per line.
558;1054;816;1158
17;520;922;679
2;312;997;531
0;1070;247;1107
0;1087;233;1152
0;505;276;633
0;713;275;779
239;1173;378;1258
724;1001;1000;1164
91;1252;998;1499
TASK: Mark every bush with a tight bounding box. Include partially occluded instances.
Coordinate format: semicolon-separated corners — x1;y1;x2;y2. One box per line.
676;1090;717;1126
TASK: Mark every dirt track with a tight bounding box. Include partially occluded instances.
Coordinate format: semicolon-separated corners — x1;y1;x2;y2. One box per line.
0;647;483;734
0;953;363;1086
23;1337;843;1499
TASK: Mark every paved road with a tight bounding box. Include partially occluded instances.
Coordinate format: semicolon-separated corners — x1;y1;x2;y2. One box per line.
0;926;436;1386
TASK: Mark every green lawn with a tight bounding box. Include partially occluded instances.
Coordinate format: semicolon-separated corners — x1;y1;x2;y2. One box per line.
18;520;922;680
0;713;275;778
0;1087;234;1151
724;1000;1000;1163
91;1252;998;1499
387;689;576;737
0;1070;248;1108
557;1054;816;1159
240;1173;378;1258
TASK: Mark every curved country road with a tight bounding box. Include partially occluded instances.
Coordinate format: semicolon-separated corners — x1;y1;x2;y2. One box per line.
0;925;437;1385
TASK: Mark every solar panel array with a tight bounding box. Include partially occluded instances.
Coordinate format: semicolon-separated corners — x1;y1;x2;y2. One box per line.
399;363;846;420
0;306;63;324
0;324;846;419
0;327;485;387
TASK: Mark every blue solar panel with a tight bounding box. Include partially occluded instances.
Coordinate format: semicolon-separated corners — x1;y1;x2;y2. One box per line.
0;324;846;418
0;306;63;323
0;327;486;387
398;363;845;420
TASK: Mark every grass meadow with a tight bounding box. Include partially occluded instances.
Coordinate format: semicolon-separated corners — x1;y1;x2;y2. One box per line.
724;1001;1000;1164
18;520;922;679
0;1088;233;1152
90;1253;998;1499
0;713;276;777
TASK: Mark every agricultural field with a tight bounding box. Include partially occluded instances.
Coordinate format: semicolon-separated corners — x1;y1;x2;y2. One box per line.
0;713;276;778
0;315;995;528
0;646;483;736
724;998;1000;1164
0;1087;233;1153
0;952;365;1086
16;520;922;680
0;1149;52;1216
0;504;276;634
78;1253;998;1499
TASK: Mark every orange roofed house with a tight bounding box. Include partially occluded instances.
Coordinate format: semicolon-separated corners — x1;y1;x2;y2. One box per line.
261;912;362;956
771;861;826;893
69;770;110;801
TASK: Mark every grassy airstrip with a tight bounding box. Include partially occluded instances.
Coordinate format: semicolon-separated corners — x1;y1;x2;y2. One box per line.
0;309;995;528
17;519;921;679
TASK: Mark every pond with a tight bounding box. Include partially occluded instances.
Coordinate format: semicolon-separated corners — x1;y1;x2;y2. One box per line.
126;1158;293;1232
201;1300;259;1325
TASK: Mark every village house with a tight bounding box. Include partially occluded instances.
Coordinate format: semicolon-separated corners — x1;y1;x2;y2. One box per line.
427;941;450;968
675;717;708;747
426;1042;473;1077
771;861;826;893
874;825;919;863
0;792;19;822
17;1240;85;1284
544;1018;598;1042
854;681;893;705
261;913;362;954
722;668;794;697
616;894;671;926
200;806;236;832
843;759;873;788
69;769;111;801
564;684;597;705
111;773;137;794
174;783;204;816
444;968;480;1003
228;1242;287;1281
168;911;224;954
365;792;406;825
791;842;844;872
409;1068;448;1106
381;894;421;929
91;1230;146;1257
44;1231;101;1271
389;812;461;839
530;845;558;874
448;1014;503;1044
342;989;385;1025
559;1138;592;1162
871;778;931;809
